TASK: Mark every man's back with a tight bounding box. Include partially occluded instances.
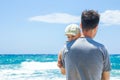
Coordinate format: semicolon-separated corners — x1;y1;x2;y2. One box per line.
63;37;111;80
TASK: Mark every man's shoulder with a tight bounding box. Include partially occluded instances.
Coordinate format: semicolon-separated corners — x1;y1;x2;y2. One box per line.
86;38;104;47
76;37;105;48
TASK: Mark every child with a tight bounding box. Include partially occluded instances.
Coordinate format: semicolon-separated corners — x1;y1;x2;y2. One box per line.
57;24;81;75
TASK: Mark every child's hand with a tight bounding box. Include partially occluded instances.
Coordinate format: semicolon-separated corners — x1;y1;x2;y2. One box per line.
57;59;62;68
60;67;66;75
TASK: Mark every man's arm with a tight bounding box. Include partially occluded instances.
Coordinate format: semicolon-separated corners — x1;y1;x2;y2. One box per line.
101;71;110;80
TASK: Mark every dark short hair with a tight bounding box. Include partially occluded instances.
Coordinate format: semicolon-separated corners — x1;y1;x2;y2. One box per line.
81;10;100;30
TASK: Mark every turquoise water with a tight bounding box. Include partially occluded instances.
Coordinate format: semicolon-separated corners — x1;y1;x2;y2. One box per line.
0;54;120;80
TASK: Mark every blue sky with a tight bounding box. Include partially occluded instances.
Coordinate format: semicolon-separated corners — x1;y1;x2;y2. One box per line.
0;0;120;54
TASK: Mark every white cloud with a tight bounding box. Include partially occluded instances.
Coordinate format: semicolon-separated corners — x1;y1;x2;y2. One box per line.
101;10;120;26
29;13;80;24
29;10;120;26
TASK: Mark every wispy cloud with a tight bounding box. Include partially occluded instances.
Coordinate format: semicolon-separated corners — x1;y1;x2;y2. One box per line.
29;10;120;26
101;10;120;26
29;13;80;24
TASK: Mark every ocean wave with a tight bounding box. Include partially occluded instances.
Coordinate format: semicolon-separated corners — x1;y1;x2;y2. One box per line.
21;61;59;70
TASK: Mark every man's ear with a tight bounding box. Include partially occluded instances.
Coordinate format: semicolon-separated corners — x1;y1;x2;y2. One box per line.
92;26;98;34
95;26;98;31
80;23;82;29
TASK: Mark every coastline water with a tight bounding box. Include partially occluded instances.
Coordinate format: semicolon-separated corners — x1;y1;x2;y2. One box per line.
0;54;120;80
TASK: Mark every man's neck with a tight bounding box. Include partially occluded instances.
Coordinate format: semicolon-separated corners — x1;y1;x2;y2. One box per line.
82;30;94;38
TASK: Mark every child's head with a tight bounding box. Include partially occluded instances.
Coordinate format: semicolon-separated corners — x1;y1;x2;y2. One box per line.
65;24;81;41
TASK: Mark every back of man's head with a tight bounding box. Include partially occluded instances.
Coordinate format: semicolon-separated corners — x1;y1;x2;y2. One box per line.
81;10;100;30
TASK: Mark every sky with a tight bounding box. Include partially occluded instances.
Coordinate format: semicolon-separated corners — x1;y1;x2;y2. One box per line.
0;0;120;54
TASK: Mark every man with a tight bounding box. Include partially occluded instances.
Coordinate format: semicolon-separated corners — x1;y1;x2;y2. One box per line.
61;10;111;80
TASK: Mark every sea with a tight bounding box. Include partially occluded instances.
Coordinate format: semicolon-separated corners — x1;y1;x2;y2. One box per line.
0;54;120;80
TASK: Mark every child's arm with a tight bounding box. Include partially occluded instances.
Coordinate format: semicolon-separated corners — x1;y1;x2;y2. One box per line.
57;50;66;75
57;50;62;68
60;67;66;75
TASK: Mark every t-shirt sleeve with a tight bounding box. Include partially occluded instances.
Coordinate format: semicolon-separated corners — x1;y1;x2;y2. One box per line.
102;47;111;71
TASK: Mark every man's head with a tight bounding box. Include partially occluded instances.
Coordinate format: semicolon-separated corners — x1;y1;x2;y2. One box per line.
65;24;81;41
81;10;100;38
